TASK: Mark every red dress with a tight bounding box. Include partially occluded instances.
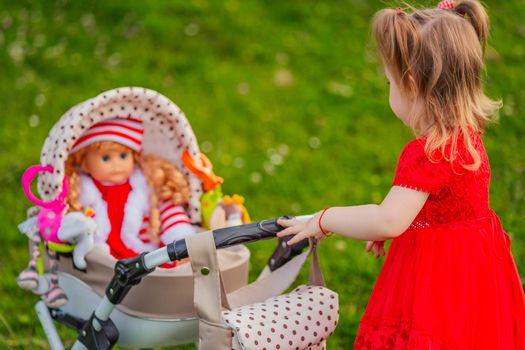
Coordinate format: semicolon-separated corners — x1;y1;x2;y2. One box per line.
355;133;525;349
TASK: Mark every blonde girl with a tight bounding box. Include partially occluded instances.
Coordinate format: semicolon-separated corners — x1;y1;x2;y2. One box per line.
278;1;525;348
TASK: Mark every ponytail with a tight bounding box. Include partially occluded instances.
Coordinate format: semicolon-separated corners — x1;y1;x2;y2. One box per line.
455;0;490;50
372;8;420;93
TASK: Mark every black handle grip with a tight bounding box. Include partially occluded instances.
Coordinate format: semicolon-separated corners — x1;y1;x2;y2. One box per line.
167;216;292;261
267;235;310;272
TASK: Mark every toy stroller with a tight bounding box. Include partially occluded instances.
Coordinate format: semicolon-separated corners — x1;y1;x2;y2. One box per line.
17;87;337;349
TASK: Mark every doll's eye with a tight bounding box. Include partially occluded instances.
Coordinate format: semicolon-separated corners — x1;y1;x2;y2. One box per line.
120;152;128;160
102;155;110;162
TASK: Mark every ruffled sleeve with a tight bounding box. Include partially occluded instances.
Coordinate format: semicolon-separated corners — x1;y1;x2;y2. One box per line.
392;138;451;193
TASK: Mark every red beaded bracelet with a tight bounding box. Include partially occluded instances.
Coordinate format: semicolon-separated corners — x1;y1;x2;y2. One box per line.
318;208;330;237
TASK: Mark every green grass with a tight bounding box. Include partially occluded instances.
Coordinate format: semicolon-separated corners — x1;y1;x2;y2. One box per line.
1;0;524;348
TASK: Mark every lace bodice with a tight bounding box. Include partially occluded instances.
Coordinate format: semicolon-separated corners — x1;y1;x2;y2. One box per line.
392;132;490;227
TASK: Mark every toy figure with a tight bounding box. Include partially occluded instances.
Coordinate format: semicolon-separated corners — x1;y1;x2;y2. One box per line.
181;150;250;230
64;117;196;260
17;166;97;307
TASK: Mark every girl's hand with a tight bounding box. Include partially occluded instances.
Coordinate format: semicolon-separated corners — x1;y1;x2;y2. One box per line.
365;240;385;258
277;215;324;245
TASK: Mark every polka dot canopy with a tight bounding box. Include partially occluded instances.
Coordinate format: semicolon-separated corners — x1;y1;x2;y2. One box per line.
37;87;203;223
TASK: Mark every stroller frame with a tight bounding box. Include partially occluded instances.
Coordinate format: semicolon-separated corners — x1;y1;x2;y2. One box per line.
36;218;309;350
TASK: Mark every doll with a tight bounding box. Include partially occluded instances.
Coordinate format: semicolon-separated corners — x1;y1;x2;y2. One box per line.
65;117;196;260
17;118;195;307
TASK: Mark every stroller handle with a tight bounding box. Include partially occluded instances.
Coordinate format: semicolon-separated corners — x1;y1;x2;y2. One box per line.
74;216;301;350
167;216;293;261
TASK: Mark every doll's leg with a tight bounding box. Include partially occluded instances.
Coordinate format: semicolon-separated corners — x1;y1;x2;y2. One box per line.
17;226;41;290
42;249;68;308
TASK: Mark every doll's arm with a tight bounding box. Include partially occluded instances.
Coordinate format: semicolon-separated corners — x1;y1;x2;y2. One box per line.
278;186;429;245
121;230;158;253
159;203;196;245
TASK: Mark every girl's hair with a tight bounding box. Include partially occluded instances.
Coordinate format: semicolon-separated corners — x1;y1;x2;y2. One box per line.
373;0;501;170
65;141;190;242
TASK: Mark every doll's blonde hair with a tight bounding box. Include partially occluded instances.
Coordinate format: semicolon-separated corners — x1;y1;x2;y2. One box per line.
372;0;501;170
65;141;190;243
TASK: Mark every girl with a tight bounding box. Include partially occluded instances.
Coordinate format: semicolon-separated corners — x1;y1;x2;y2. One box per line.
65;117;196;260
277;0;525;348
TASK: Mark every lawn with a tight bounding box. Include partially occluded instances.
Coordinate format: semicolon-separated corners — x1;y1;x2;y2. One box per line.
0;0;524;349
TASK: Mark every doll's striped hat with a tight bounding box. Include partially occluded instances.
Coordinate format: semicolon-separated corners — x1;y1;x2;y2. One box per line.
70;117;144;153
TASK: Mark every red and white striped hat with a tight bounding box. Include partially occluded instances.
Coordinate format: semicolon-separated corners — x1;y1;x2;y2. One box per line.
71;117;144;153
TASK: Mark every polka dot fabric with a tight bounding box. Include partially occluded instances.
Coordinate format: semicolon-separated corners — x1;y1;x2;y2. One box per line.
37;87;202;223
223;285;338;350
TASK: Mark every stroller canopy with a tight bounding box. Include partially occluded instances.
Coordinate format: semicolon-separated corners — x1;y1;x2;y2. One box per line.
37;87;203;223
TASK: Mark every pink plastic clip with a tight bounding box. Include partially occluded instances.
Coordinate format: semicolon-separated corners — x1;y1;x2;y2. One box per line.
22;165;68;244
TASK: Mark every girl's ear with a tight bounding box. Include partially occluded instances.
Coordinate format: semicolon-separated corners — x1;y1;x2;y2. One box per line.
406;73;418;99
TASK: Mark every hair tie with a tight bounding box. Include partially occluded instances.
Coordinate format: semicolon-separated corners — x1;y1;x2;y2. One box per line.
438;0;465;17
438;0;455;10
395;7;402;14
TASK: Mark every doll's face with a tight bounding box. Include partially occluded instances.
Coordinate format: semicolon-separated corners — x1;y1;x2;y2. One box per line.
82;143;134;184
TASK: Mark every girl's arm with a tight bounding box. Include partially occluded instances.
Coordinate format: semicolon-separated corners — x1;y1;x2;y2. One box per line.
277;186;429;245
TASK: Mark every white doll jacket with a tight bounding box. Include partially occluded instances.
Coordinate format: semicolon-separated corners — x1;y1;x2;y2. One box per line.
79;167;195;256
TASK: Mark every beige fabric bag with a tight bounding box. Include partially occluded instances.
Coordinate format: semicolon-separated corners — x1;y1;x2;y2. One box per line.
186;232;339;350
